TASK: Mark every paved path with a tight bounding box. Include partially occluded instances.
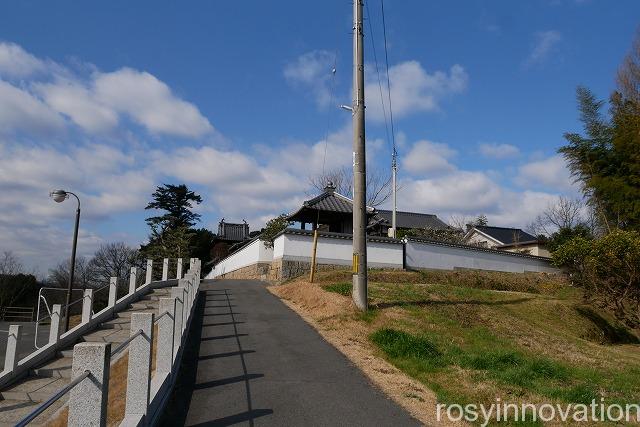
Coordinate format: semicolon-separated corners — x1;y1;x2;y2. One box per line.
161;279;420;427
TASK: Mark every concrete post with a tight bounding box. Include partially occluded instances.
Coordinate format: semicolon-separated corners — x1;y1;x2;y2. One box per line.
49;304;62;345
108;277;117;307
129;267;138;294
176;258;183;279
4;325;21;372
145;259;153;284
69;342;110;427
157;298;176;375
179;278;190;317
81;289;93;324
162;258;169;281
125;312;154;420
170;287;184;356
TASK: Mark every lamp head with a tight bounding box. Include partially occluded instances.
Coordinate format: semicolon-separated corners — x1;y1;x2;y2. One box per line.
50;189;68;203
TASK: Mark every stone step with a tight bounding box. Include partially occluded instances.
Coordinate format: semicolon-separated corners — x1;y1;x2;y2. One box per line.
31;356;73;379
98;316;131;330
0;376;69;402
0;397;66;426
116;308;156;319
129;301;158;310
82;329;130;344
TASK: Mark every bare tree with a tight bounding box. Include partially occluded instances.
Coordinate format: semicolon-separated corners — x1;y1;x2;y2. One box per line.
87;242;140;288
528;196;586;236
48;257;92;289
308;166;392;207
617;28;640;108
0;251;23;275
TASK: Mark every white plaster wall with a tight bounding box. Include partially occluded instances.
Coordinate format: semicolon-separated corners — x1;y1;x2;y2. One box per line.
278;233;403;268
405;240;559;273
273;233;285;259
208;239;274;278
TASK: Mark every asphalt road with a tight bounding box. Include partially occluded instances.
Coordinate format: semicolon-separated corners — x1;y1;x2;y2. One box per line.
161;279;420;427
0;321;50;367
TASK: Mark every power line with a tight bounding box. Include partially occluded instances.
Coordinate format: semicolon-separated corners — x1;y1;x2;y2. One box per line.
381;0;397;158
321;55;338;177
365;0;393;156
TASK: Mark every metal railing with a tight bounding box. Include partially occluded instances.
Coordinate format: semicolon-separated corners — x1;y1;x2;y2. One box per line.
15;370;90;427
12;258;201;427
0;306;34;322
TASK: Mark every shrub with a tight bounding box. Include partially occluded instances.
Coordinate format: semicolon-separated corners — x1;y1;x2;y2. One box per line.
553;230;640;324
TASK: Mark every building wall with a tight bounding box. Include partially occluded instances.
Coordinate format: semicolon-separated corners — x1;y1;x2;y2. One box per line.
275;232;404;269
210;238;273;278
405;239;559;273
207;230;560;282
503;244;551;258
465;230;501;248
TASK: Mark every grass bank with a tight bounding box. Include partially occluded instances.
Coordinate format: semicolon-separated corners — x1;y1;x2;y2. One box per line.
272;269;640;425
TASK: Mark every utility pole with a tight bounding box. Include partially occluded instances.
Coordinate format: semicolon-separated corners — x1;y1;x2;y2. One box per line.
391;149;397;238
352;0;367;311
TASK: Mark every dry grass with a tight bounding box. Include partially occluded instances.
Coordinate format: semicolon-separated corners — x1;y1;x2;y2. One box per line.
269;275;462;426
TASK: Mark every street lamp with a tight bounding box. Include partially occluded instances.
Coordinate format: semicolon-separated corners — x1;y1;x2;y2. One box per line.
50;189;81;332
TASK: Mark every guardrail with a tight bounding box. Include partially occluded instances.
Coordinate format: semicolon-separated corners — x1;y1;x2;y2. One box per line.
13;258;201;426
0;306;34;321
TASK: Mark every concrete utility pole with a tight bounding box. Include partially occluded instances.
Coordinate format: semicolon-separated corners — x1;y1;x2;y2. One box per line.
352;0;368;311
391;149;397;238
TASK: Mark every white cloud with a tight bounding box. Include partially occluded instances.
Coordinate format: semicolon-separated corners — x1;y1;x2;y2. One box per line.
36;80;118;133
0;80;65;135
402;171;502;213
525;30;562;67
284;50;336;108
0;42;45;78
478;142;520;159
366;61;468;121
402;140;456;176
0;42;213;138
94;68;213;138
515;155;574;191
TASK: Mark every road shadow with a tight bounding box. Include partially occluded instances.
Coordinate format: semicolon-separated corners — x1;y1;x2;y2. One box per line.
160;288;270;427
373;296;534;310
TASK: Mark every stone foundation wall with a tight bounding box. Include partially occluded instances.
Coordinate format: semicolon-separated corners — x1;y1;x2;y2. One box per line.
216;258;350;283
216;262;272;281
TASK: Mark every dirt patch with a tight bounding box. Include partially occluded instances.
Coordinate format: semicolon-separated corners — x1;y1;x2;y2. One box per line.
269;279;465;426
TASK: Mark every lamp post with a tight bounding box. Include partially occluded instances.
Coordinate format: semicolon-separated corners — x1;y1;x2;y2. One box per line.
50;189;80;332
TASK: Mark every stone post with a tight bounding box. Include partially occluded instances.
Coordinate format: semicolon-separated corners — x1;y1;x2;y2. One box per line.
170;287;184;357
145;259;153;284
129;267;138;294
157;298;176;375
162;258;169;281
3;325;21;372
179;278;190;317
48;304;62;345
176;258;183;279
125;312;154;420
81;289;93;324
108;277;117;307
68;342;110;427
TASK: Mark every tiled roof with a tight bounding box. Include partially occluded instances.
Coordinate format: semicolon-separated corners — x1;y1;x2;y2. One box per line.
302;191;356;213
375;210;448;230
474;226;537;245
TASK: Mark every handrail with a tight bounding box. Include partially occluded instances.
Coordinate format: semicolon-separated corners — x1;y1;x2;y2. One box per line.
34;282;114;350
16;370;90;427
153;311;173;324
111;329;144;357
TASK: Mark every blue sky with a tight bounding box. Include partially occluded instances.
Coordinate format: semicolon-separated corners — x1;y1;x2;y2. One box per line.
0;1;638;273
